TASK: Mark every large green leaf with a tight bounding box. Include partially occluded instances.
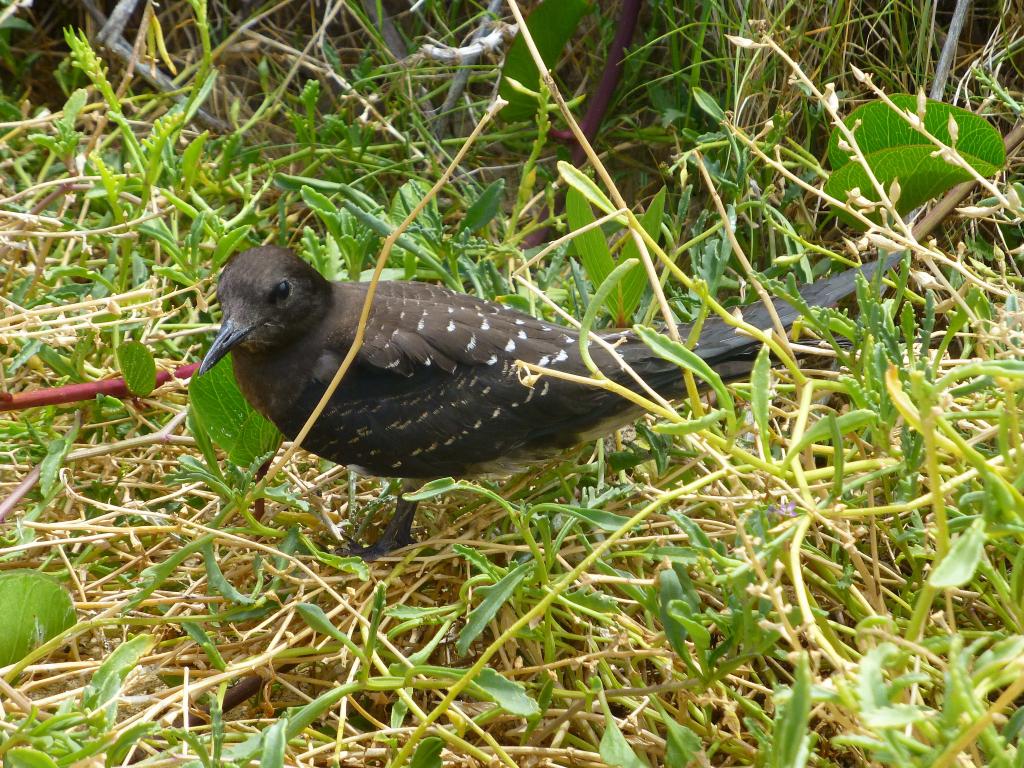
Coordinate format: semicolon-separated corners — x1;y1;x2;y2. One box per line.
567;186;664;326
825;95;1004;224
498;0;592;122
0;570;76;666
567;186;615;288
827;95;1004;171
189;356;280;466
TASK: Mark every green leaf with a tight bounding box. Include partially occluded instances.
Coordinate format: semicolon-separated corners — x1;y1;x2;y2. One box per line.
82;634;156;723
0;571;76;666
929;519;987;588
40;420;78;497
633;325;736;432
783;409;877;464
497;0;592;121
107;722;160;766
295;602;364;659
461;179;505;232
4;749;59;768
567;185;615;292
750;344;772;443
657;570;691;662
212;224;253;267
122;535;215;613
618;186;666;320
116;340;157;396
558;161;616;215
473;667;539;717
663;717;702;766
456;561;533;656
692;87;726;122
181;130;208;193
201;540;255;605
409;737;444;768
771;652;811;768
600;714;649;768
558;504;631;532
260;718;288;768
828;95;1005;170
652;409;727;436
189;355;281;466
667;600;710;654
181;622;226;671
825;95;1004;224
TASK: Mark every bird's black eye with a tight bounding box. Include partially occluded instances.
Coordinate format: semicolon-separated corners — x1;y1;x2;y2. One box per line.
268;280;291;303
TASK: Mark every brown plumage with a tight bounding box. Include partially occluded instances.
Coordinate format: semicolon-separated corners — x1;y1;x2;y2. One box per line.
197;245;893;558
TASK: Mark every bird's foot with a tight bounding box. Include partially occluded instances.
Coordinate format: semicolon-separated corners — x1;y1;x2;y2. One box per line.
336;531;416;562
336;491;420;562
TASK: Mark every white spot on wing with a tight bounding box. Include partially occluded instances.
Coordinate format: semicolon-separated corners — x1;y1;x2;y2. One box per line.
467;334;477;351
517;330;527;340
515;319;524;325
505;339;516;352
417;318;426;331
491;408;501;418
486;354;498;365
481;318;490;330
538;355;550;366
554;349;568;362
541;381;550;396
447;320;456;332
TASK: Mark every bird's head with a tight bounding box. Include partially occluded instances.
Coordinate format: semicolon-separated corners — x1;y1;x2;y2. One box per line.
197;246;331;375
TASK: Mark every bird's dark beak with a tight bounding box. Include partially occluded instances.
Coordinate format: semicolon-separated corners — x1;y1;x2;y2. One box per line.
197;320;253;376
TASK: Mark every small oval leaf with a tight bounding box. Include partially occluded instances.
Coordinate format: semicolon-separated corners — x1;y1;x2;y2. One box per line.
929;519;987;588
116;340;157;396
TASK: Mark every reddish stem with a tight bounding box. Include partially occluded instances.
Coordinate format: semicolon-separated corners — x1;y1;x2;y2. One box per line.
523;0;642;248
0;363;198;412
570;0;641;166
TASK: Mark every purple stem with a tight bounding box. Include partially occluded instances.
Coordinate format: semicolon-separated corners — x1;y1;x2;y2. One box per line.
523;0;642;248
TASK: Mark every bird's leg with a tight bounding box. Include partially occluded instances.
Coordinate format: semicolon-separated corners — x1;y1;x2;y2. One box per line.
339;479;420;561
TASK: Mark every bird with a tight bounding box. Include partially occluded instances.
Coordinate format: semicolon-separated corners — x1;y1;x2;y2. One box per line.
197;245;895;559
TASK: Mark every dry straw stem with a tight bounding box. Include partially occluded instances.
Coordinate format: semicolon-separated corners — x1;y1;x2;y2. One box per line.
387;467;731;767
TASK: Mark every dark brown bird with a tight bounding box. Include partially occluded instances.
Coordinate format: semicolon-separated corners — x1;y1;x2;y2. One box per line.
197;246;892;559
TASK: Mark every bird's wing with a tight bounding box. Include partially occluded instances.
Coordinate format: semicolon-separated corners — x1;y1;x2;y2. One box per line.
352;281;574;376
